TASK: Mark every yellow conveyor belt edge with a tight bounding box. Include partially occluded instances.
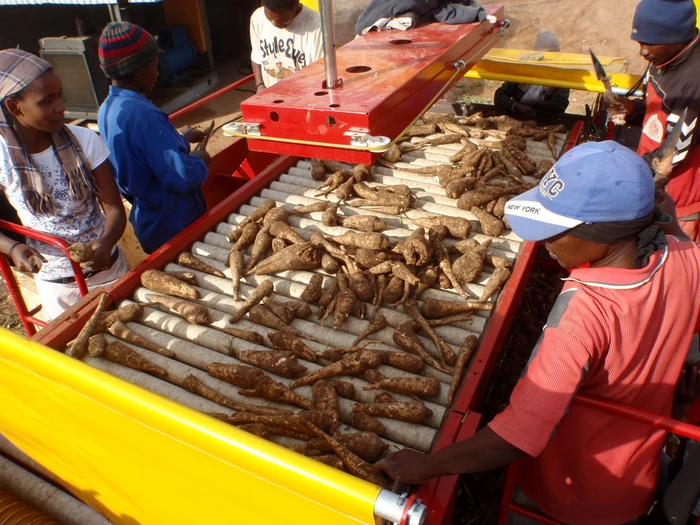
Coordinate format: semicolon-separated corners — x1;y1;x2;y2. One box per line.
0;328;380;525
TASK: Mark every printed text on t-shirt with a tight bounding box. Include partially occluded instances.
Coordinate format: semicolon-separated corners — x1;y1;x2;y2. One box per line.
260;38;307;68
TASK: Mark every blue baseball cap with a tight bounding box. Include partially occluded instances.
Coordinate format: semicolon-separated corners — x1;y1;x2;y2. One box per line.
504;141;654;242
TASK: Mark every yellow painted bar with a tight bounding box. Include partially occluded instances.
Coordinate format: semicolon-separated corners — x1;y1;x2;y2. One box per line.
301;0;318;11
0;329;380;525
465;49;643;93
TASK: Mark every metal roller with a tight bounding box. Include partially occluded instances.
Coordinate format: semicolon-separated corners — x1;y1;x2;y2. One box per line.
0;455;111;525
80;132;554;485
117;305;449;420
0;491;59;525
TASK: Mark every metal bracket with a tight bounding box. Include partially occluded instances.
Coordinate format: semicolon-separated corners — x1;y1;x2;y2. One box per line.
497;19;511;37
322;78;344;89
343;131;391;151
451;60;467;72
405;498;426;525
374;489;427;525
223;122;261;137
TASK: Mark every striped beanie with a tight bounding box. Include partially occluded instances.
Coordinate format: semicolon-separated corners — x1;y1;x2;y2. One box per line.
98;22;159;79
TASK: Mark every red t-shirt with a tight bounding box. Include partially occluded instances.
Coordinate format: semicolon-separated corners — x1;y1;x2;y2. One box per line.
489;236;700;525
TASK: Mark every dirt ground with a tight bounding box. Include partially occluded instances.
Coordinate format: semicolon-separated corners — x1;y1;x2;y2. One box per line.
447;0;646;113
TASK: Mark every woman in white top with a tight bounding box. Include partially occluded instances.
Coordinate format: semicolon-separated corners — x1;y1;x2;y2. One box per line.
0;49;127;321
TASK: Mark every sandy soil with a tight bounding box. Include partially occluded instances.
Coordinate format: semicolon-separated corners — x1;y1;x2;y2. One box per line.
447;0;645;113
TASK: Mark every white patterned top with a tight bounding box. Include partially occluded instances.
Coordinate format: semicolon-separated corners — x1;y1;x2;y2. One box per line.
0;125;110;280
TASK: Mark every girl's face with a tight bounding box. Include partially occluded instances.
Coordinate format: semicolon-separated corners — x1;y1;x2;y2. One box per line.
7;70;65;133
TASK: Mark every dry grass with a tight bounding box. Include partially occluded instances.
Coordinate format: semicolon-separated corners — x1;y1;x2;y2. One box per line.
0;278;25;335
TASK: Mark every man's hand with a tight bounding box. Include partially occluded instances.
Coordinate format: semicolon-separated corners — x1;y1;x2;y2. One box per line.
192;149;211;164
182;128;206;143
375;449;435;485
256;83;266;94
512;102;537;121
651;154;675;178
603;96;636;124
81;237;114;272
10;244;46;273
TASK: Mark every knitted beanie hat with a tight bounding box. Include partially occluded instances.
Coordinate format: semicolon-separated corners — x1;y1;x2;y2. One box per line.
631;0;698;45
98;22;159;79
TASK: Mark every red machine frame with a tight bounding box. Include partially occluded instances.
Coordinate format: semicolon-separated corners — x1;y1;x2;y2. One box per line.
0;220;89;335
16;87;579;525
497;394;700;525
240;6;505;164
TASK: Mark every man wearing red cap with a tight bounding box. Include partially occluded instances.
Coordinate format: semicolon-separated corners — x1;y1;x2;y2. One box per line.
97;22;210;254
611;0;700;240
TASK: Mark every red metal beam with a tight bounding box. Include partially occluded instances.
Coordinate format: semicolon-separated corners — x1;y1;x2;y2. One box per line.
168;74;254;122
496;394;700;525
241;7;504;163
451;240;538;413
424;411;482;525
414;411;463;512
0;220;89;297
574;394;700;440
0;219;92;335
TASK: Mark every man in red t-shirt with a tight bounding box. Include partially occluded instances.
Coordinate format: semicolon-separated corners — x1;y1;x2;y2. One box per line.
610;0;700;240
376;142;700;525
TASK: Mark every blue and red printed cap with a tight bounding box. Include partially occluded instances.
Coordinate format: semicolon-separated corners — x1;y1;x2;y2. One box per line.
504;141;655;242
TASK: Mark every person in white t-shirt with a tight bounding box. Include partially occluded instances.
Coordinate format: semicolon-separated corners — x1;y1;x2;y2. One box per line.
250;0;323;92
0;49;127;321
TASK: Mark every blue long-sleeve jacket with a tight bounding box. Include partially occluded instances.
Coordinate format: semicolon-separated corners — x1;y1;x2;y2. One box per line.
98;86;208;253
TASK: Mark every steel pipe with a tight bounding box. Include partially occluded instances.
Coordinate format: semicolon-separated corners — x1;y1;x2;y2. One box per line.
318;0;340;89
374;489;427;525
0;455;111;525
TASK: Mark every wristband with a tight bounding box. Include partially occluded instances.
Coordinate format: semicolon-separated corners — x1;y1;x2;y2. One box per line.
256;82;265;89
7;242;21;261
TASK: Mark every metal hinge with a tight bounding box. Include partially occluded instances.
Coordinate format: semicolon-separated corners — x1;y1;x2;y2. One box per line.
343;132;391;151
223;122;261;137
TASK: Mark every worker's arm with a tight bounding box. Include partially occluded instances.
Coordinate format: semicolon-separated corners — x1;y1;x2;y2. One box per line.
378;287;595;483
252;62;265;93
82;161;126;272
494;82;520;113
250;10;266;93
529;88;570;114
376;427;525;484
138;113;209;194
